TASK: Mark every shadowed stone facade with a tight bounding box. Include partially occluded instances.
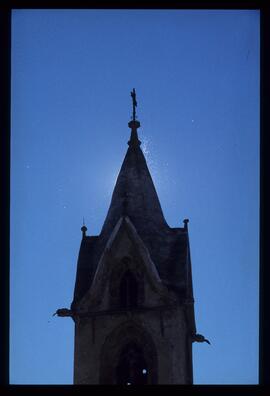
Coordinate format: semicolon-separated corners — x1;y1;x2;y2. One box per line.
57;91;200;384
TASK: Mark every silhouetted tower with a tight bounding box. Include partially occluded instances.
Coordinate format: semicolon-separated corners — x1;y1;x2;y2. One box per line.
56;89;201;384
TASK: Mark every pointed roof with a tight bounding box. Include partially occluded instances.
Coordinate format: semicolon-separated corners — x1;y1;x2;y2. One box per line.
100;119;169;243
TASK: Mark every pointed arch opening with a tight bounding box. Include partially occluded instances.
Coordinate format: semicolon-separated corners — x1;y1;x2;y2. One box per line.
109;256;145;309
99;322;158;384
116;342;148;384
120;270;138;309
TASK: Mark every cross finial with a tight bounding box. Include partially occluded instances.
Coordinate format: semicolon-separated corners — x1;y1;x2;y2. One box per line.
128;88;141;146
130;88;137;121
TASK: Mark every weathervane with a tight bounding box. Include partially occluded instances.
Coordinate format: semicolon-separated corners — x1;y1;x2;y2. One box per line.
128;88;141;145
130;88;137;121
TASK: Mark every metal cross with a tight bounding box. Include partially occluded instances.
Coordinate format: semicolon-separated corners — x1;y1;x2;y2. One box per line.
130;88;137;121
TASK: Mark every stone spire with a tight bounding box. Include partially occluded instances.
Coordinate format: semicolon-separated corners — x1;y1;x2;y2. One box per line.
100;89;168;241
72;90;195;318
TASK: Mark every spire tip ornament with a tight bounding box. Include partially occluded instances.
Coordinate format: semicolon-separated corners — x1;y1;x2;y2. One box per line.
131;88;137;121
81;217;87;238
128;88;141;147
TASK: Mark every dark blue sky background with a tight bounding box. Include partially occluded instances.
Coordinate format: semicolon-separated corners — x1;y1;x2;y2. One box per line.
10;10;260;384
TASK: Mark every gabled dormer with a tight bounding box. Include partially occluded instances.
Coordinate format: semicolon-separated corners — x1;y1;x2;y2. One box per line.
77;216;177;313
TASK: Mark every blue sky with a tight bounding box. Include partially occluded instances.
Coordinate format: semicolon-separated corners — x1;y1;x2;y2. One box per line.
10;9;260;384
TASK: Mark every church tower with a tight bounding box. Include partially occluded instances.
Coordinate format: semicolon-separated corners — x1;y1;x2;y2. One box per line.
56;89;205;384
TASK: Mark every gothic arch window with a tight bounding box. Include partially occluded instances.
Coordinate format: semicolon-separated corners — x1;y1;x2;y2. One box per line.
109;257;144;309
116;342;148;385
120;270;138;309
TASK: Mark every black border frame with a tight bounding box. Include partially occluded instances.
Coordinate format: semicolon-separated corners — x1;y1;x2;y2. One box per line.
1;1;269;394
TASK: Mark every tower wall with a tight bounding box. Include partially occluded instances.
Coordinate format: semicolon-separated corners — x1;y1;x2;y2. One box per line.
74;304;192;384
